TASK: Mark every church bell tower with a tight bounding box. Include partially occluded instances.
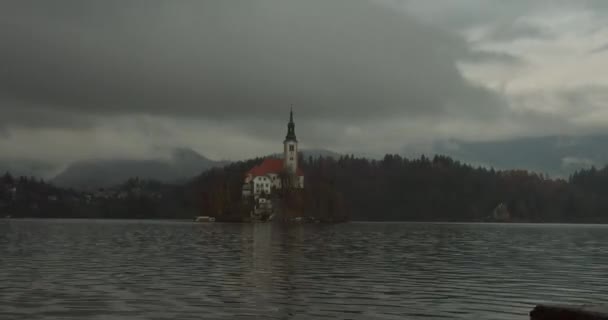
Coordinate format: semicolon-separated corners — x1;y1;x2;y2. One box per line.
284;107;298;175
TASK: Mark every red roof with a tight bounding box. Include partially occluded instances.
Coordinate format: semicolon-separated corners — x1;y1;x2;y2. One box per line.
247;158;304;177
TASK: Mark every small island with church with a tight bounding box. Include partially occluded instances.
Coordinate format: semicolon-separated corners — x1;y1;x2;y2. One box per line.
196;108;348;223
241;109;307;222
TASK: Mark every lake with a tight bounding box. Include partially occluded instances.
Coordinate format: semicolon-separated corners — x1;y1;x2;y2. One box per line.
1;220;608;320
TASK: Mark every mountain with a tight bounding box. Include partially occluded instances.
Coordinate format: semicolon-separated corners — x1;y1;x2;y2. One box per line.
52;148;227;189
300;148;342;159
270;148;342;160
432;135;608;177
0;159;61;180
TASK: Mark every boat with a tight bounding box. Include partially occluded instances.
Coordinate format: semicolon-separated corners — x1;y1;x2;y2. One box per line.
194;216;216;222
288;216;321;224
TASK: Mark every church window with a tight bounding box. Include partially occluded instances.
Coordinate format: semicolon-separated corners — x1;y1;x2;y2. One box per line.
290;157;293;161
289;145;294;151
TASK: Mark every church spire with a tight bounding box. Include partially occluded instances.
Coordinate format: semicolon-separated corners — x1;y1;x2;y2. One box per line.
285;105;297;142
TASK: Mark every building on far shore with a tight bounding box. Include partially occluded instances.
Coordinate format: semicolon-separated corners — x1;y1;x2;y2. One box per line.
242;109;304;200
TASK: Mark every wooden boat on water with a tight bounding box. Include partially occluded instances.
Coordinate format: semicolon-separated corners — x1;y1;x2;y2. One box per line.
194;216;216;223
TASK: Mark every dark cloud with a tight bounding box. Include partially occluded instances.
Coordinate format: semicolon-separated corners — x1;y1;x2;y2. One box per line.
4;0;605;168
483;22;554;42
402;0;608;30
0;0;506;130
559;85;608;110
465;50;525;65
400;1;547;30
0;126;9;139
590;43;608;54
0;102;96;129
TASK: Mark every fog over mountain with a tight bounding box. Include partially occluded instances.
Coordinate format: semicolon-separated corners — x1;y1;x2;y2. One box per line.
270;149;343;161
45;148;340;189
51;148;227;189
430;135;608;177
3;136;608;186
0;159;61;180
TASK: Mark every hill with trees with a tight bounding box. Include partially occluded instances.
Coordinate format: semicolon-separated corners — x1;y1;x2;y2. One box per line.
4;154;608;223
51;148;227;189
181;154;608;223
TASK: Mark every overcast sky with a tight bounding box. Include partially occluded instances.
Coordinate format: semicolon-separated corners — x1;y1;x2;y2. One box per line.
2;0;608;164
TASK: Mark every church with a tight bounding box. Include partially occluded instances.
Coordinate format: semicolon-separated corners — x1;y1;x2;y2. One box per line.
242;109;304;199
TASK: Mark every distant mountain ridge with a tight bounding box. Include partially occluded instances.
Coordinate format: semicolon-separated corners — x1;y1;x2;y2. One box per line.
8;134;608;190
432;135;608;177
300;149;343;159
51;148;340;190
269;148;342;160
0;159;60;180
51;148;228;190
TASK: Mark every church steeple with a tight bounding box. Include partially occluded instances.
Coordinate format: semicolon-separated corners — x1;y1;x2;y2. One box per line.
285;106;297;142
283;106;298;176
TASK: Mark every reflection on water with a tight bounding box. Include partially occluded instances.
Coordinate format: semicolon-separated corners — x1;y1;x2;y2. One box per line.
2;220;608;319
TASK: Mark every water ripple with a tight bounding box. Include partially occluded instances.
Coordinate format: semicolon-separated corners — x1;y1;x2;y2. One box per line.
2;220;608;319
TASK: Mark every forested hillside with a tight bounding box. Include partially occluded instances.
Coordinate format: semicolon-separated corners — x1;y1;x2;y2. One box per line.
192;154;608;223
4;154;608;223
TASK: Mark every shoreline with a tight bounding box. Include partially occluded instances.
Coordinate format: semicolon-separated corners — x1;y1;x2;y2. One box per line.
5;217;608;225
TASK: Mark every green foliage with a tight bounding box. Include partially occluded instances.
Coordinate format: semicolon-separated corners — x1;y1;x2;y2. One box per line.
295;154;608;222
5;154;608;222
188;158;263;221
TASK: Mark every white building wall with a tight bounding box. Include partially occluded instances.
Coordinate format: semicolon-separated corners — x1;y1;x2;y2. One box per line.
268;173;281;189
253;176;272;195
247;173;302;194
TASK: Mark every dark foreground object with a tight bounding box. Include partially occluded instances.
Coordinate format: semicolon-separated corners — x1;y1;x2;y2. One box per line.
531;305;608;320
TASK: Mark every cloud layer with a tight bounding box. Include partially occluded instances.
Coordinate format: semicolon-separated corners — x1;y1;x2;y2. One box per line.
1;0;608;166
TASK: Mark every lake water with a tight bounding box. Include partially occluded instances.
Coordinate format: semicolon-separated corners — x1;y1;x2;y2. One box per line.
1;220;608;320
